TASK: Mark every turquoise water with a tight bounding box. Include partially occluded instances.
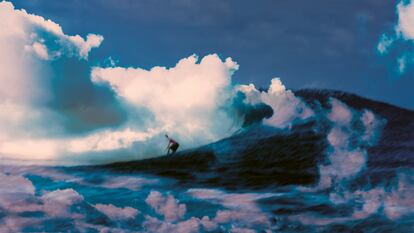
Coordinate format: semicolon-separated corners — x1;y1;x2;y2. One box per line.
0;165;413;232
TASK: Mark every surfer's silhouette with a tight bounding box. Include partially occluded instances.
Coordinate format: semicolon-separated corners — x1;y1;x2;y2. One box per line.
165;134;179;155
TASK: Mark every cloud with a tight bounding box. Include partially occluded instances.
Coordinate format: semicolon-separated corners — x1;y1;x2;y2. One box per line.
377;34;394;54
0;1;312;165
142;216;201;233
0;0;107;137
25;42;50;60
0;51;274;165
397;55;408;73
186;188;277;212
0;217;41;233
213;210;270;228
0;1;126;163
0;1;102;60
0;169;142;231
293;100;412;226
396;0;414;40
141;211;268;233
327;98;352;126
300;98;384;191
97;175;158;191
1;9;254;164
40;189;84;217
316;99;368;189
92;54;240;148
377;0;414;73
186;188;273;230
237;78;313;128
0;172;35;195
0;172;88;231
293;173;414;226
145;191;187;222
0;166;277;232
360;109;384;145
0;1;103;64
94;203;139;220
0;52;256;164
67;128;156;153
142;190;274;233
230;226;258;233
383;173;414;220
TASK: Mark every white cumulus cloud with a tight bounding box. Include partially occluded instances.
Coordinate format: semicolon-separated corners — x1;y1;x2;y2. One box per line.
0;1;105;160
237;78;314;128
92;54;240;149
396;0;414;40
377;0;414;73
0;1;315;165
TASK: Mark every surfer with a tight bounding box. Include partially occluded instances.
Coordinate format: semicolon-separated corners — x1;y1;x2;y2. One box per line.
165;134;179;155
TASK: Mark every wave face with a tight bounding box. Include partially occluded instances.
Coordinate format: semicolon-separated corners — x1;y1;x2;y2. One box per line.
1;89;413;232
296;89;414;185
102;122;326;189
103;89;414;189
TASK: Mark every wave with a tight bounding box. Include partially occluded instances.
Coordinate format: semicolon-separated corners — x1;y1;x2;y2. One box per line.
93;89;414;190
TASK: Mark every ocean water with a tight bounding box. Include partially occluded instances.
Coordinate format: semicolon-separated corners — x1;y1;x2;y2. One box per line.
0;164;413;233
1;91;414;232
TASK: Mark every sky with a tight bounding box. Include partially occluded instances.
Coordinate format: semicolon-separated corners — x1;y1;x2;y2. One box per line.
8;0;413;110
0;0;413;164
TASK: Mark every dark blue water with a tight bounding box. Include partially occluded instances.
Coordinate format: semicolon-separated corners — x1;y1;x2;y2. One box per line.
0;164;413;233
1;91;413;233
